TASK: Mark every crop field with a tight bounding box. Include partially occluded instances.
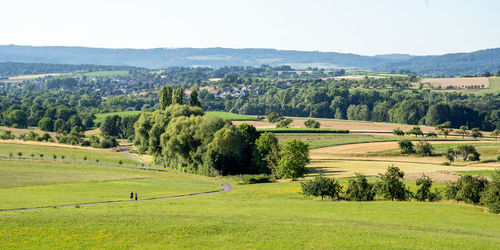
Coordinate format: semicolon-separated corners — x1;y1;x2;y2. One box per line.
420;77;490;89
234;118;438;132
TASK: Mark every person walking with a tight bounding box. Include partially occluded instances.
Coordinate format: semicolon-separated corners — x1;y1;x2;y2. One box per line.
130;191;134;201
135;192;138;201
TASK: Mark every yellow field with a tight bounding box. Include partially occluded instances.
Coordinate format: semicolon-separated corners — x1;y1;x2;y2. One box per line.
420;77;489;89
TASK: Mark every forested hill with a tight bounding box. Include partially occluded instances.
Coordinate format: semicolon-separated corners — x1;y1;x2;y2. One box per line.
0;45;498;76
0;62;143;77
0;45;400;69
377;48;500;76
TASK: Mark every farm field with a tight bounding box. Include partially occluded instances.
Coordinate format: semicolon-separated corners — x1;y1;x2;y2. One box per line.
420;77;490;89
234;118;438;132
1;179;499;248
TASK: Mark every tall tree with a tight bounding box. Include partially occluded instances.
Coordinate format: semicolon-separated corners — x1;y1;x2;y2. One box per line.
276;139;310;180
173;88;184;105
189;89;201;107
159;86;172;110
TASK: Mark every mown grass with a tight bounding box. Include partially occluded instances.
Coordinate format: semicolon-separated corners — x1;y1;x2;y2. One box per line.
1;180;499;248
0;143;136;165
0;159;220;210
205;111;257;121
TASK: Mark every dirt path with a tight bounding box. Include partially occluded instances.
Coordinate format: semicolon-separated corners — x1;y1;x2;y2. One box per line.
0;153;233;212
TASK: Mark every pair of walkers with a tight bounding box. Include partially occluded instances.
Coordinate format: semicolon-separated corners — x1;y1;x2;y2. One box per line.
130;191;138;201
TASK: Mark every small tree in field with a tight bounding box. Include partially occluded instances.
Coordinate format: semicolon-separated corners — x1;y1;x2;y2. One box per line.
393;128;405;136
376;165;412;201
398;139;415;154
276;139;310;180
470;128;482;139
481;170;500;213
53;154;57;160
345;173;375;201
457;125;469;138
415;174;438;201
444;148;455;164
301;174;342;200
490;129;500;140
304;119;320;128
17;152;23;157
415;141;434;156
406;126;423;137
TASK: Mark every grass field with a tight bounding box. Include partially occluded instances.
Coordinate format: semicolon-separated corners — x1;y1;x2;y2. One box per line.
81;70;130;77
94;110;256;125
205;111;257;121
0;143;136;165
1;179;499;248
455;170;499;178
0;158;220;210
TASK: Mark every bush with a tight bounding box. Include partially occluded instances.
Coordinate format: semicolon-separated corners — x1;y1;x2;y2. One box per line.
276;118;293;128
425;132;438;138
415;141;434;156
445;175;488;204
304;119;320;128
393;128;405;136
481;170;500;213
234;174;273;184
398;139;415;154
301;174;342;201
375;165;412;201
345;173;375;201
415;174;439;201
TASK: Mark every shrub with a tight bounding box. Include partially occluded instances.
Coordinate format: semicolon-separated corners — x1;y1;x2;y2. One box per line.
393;128;405;136
425;132;438;138
481;170;500;213
375;165;412;201
276;118;293;128
301;174;342;201
119;160;123;165
470;128;483;138
415;141;434;156
17;152;22;157
234;174;273;184
398;139;415;154
266;110;284;123
415;174;439;201
445;175;488;204
345;173;375;201
304;119;320;128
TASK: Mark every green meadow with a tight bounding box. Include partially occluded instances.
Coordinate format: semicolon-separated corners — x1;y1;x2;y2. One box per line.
1;179;499;248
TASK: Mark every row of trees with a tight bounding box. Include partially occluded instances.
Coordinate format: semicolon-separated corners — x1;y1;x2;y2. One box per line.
133;104;310;178
302;166;500;213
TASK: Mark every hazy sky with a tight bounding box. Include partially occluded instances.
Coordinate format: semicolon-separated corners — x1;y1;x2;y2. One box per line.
1;0;499;55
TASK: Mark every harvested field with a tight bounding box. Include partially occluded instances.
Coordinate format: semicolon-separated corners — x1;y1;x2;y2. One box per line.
310;140;491;155
0;140;111;151
307;160;497;179
420;77;489;89
234;119;437;133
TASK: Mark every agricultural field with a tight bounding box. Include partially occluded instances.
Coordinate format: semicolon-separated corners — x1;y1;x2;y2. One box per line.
234;118;438;132
420;77;490;89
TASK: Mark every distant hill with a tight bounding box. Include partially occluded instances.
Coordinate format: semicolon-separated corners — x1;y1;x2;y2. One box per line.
377;48;500;76
0;45;398;69
0;62;143;77
0;45;498;76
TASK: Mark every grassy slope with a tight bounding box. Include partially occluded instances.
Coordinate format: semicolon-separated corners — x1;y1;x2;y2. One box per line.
1;181;499;248
0;159;220;210
0;143;136;165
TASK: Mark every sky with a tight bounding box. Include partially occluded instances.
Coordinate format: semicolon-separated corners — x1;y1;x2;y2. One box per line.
1;0;499;56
